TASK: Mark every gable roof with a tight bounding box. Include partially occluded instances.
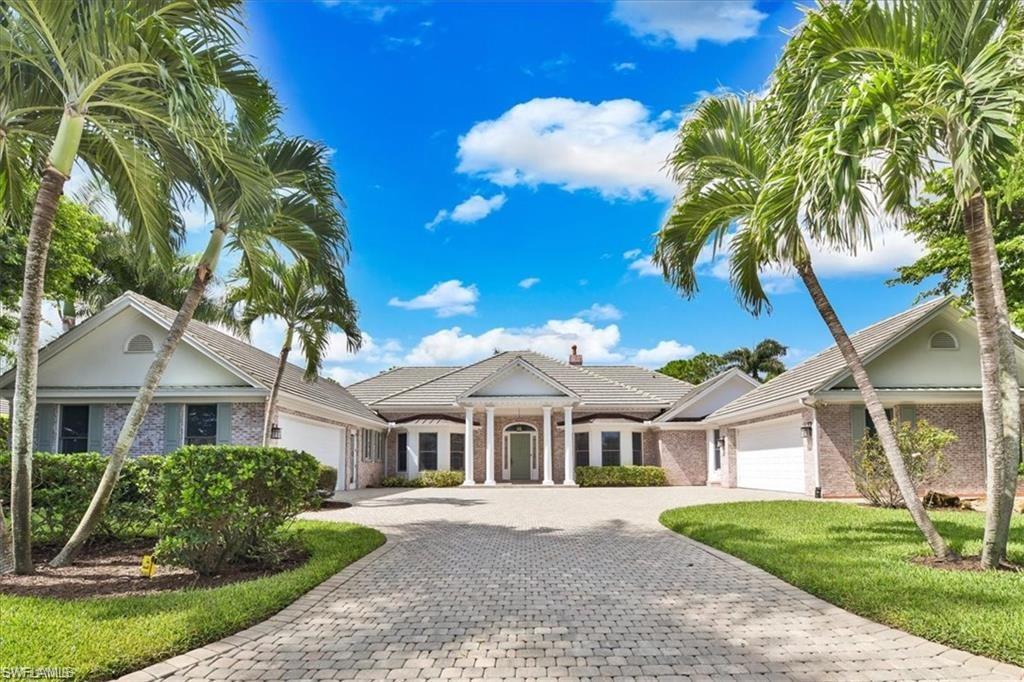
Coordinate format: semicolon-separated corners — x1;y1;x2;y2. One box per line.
655;367;759;422
1;291;384;427
458;355;579;400
354;350;691;409
707;296;954;422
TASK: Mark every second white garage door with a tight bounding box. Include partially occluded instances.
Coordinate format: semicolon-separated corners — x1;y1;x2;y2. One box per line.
277;414;345;487
735;417;805;493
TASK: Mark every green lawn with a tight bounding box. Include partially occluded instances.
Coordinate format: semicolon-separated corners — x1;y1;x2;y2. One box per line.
660;501;1024;666
0;521;385;681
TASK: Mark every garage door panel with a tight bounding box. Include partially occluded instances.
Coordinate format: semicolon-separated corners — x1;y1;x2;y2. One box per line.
278;414;343;472
735;418;805;494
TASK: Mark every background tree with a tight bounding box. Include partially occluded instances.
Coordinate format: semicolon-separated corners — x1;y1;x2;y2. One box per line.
653;94;955;560
229;257;361;446
657;352;727;384
723;339;787;382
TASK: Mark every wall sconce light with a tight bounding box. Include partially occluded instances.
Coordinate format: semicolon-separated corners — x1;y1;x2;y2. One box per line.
800;421;813;439
716;434;726;449
270;423;282;440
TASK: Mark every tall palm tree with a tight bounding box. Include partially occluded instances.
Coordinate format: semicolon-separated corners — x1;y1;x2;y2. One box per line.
770;0;1022;568
0;0;264;574
230;257;361;446
654;94;956;560
723;339;787;382
50;131;350;567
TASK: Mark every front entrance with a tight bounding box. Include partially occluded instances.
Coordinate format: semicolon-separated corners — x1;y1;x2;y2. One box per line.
509;433;532;480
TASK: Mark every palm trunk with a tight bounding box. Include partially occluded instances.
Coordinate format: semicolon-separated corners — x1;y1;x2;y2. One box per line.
262;328;293;446
9;107;85;574
49;223;227;568
796;260;956;560
963;193;1021;569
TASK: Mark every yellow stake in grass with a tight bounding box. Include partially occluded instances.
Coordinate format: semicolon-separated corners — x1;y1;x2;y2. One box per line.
140;554;157;578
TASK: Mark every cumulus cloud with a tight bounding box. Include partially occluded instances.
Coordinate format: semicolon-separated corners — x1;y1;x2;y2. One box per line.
403;318;624;365
457;97;677;200
325;366;373;386
389;280;480;317
630;340;697;367
622;248;642;260
425;193;507;230
611;0;766;51
518;277;541;289
613;61;637;72
625;251;660;277
577;303;623;321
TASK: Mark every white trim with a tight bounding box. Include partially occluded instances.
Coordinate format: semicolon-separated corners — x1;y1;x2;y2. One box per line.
542;406;554;485
813;389;987;404
706;427;721;484
706;396;811;426
502;422;538;481
733;412;807;431
457;356;580;401
928;329;959;350
651;421;712;431
656;368;760;423
562;406;576;485
9;387;267;401
462;407;476;486
484;407;496;485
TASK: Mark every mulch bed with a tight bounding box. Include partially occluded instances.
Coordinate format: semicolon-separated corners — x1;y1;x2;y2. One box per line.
0;538;306;599
912;554;1024;573
317;500;352;510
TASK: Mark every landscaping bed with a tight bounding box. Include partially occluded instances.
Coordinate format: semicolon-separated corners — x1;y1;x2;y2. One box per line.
0;521;384;681
660;501;1024;666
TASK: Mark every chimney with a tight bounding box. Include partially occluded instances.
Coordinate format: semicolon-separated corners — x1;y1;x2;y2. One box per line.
569;344;583;366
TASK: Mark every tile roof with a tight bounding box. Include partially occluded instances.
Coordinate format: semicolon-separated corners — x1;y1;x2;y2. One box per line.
352;350;692;409
707;296;953;421
124;292;385;425
656;367;755;422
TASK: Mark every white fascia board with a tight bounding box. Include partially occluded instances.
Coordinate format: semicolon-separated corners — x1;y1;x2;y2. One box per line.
1;387;267;402
457;396;579;408
651;421;712;431
814;388;984;404
705;395;811;426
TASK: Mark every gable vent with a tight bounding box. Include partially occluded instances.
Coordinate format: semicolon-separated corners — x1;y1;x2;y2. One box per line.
929;330;958;350
125;334;154;353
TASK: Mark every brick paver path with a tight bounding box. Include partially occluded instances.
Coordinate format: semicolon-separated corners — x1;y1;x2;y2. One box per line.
121;486;1024;681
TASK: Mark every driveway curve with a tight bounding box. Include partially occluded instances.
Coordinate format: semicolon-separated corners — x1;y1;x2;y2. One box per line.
120;487;1024;681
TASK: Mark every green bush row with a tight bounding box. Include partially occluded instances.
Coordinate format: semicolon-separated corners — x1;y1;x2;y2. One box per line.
575;465;668;487
380;470;465;488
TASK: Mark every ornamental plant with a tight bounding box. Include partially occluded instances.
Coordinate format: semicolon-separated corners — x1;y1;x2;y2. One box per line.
853;421;956;509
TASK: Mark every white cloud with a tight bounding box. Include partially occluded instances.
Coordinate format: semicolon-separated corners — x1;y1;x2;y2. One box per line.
577;303;622;321
389;279;480;317
457;97;677;200
325;366;373;386
626;252;660;277
630;340;696;367
611;0;767;51
518;277;541;289
320;1;396;22
622;248;642;260
403;318;624;365
323;332;403;364
613;61;637;72
426;193;507;230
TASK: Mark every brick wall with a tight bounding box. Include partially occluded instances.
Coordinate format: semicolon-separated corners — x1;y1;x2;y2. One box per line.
102;403;167;455
656;430;707;485
231;402;264;446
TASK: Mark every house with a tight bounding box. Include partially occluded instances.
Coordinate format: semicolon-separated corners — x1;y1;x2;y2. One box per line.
0;292;387;490
349;296;1023;497
4;293;1018;498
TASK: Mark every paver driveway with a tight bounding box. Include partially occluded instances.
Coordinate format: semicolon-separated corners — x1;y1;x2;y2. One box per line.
122;486;1024;682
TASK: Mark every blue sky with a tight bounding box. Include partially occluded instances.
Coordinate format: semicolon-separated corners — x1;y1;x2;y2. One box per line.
184;0;931;384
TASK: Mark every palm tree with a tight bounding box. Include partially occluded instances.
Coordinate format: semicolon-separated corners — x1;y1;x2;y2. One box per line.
0;0;263;574
723;339;787;382
229;257;361;446
50;131;350;567
653;94;956;560
771;0;1022;568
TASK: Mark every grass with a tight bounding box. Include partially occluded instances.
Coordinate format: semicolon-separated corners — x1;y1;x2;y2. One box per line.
660;501;1024;667
0;521;385;681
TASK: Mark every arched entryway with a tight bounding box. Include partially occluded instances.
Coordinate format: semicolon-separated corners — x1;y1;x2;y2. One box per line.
503;423;537;481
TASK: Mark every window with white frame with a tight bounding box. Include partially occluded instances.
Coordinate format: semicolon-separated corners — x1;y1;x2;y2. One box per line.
360;429;384;462
631;432;643;466
601;432;620;466
397;432;408;472
574;432;590;467
419;432;438;470
450;433;465;470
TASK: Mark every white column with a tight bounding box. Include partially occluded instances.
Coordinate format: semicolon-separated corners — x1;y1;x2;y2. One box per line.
563;406;576;485
484;406;496;485
542;406;554;485
462;407;475;486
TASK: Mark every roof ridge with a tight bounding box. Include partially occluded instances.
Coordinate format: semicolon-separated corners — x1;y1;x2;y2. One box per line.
368;351;513;405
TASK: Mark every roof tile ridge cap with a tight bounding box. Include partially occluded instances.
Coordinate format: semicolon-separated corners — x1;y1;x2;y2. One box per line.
348;366;406;387
372;353;510;404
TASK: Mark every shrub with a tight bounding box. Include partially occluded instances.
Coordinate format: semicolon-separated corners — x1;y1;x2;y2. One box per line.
0;414;8;447
0;451;161;542
575;465;668;487
381;475;418;488
317;464;338;496
420;470;464;487
155;446;319;575
852;420;956;508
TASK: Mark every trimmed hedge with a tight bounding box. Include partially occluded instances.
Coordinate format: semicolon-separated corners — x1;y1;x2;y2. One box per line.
575;465;668;487
155;446;320;575
380;470;465;488
0;451;162;542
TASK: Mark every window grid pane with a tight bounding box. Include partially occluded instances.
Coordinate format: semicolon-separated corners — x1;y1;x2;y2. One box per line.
450;433;465;470
601;431;620;467
631;432;643;466
574;433;590;467
185;404;217;446
419;432;438;471
60;405;90;453
397;433;407;472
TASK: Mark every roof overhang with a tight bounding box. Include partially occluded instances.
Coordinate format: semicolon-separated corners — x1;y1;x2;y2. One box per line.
705;395;811;426
654;368;760;423
0;386;268;401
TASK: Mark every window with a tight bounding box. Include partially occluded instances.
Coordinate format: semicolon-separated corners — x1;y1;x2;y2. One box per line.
397;432;408;472
124;334;154;353
712;429;722;471
929;330;958;350
631;432;643;466
450;433;465;470
419;433;438;470
601;431;620;467
185;404;217;445
574;433;590;467
865;408;894;438
360;429;383;462
60;405;89;453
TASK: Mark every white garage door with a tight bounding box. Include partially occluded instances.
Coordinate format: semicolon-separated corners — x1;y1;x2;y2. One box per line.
277;414;344;481
735;417;805;493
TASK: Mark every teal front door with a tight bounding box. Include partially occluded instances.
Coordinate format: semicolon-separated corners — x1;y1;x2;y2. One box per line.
509;433;532;480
